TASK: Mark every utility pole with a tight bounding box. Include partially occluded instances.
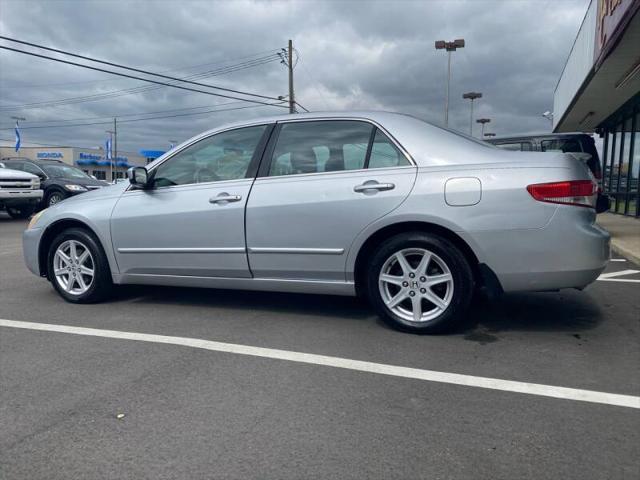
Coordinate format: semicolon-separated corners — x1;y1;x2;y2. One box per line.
435;39;465;127
288;39;295;114
476;118;491;138
462;92;482;136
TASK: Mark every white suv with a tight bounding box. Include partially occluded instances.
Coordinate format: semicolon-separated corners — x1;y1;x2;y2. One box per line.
0;165;43;219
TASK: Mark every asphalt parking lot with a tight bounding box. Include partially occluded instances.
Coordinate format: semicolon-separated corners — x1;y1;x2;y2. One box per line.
1;211;639;480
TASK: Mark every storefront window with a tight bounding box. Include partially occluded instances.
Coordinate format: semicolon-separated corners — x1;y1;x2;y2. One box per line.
629;112;639;216
600;97;639;216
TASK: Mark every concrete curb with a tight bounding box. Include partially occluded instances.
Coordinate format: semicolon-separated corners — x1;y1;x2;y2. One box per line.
610;239;640;266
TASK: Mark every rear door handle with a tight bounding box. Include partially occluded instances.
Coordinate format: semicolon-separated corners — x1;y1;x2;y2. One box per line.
354;181;395;193
209;193;242;204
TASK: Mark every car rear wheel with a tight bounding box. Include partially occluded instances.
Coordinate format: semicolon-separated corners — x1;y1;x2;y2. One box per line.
7;206;35;219
366;232;474;334
45;190;66;207
47;228;113;303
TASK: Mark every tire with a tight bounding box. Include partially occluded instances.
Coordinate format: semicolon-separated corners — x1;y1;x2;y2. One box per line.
45;190;66;207
7;205;35;219
366;232;474;334
47;227;113;303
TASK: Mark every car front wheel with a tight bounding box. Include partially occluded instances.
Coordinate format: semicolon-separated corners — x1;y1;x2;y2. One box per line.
45;190;66;207
366;232;474;334
47;228;113;303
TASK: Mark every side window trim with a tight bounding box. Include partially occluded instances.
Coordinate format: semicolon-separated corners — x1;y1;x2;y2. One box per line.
257;119;415;178
145;123;274;189
257;123;283;178
362;127;377;169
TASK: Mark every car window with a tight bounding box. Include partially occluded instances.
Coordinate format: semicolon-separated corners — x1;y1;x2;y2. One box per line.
495;142;525;151
269;120;374;176
369;129;409;168
152;125;267;187
3;161;24;171
541;139;583;153
21;162;46;177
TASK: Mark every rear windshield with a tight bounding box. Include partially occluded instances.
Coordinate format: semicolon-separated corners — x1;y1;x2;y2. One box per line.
541;138;583;153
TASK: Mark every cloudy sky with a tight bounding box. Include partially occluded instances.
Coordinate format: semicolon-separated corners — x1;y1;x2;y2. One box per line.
0;0;591;153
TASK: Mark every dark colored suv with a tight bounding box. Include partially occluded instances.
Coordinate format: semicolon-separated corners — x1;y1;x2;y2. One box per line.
0;158;109;208
486;133;610;213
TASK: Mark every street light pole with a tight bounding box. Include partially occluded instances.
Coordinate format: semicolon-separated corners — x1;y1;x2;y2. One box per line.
476;118;491;138
462;92;482;136
435;38;465;127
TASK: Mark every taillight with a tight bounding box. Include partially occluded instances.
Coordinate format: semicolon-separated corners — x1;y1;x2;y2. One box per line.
527;180;597;208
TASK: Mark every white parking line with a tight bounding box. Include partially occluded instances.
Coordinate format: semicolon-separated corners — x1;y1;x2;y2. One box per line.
610;259;627;262
597;269;640;283
1;319;639;410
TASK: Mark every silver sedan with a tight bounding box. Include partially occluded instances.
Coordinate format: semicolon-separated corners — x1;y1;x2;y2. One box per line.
23;112;610;333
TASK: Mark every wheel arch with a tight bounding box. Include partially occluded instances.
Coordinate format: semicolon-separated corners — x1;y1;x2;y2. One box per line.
38;218;109;277
352;221;484;297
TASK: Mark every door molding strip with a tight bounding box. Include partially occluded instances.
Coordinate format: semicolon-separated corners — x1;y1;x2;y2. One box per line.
248;247;344;255
117;247;246;254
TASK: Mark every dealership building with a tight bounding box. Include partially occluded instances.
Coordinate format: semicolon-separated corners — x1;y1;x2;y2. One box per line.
553;0;640;216
0;144;152;181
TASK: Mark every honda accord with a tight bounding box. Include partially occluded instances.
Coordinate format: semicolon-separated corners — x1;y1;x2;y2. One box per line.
23;112;610;333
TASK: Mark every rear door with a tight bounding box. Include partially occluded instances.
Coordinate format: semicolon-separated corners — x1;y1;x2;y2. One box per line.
245;119;417;281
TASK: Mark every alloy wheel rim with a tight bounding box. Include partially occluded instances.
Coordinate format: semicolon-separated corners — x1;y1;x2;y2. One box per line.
53;240;95;295
378;248;454;323
49;194;62;206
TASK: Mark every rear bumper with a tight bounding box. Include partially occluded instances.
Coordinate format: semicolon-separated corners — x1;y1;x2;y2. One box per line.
471;207;610;292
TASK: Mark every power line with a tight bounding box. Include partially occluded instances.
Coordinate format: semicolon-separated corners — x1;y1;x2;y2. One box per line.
294;101;310;113
0;47;282;89
0;101;245;127
0;101;286;131
0;45;289;108
0;36;281;102
0;54;280;112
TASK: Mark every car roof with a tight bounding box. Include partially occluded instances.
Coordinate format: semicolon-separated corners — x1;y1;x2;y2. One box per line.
193;110;439;136
3;158;66;165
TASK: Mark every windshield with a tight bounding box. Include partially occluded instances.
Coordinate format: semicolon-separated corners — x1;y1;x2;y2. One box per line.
41;164;91;179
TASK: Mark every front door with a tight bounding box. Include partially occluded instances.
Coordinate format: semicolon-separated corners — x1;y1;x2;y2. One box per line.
246;120;417;281
111;124;270;278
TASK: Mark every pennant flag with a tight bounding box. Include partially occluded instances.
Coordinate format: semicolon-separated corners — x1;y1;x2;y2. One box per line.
14;122;21;152
105;138;112;160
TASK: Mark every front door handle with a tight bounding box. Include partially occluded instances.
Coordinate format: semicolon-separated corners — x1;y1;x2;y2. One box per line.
209;193;242;204
354;181;395;193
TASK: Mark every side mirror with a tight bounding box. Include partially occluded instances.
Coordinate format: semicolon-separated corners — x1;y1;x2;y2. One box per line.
127;166;150;189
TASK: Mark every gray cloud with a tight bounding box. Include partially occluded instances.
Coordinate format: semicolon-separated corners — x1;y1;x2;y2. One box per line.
0;0;589;152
